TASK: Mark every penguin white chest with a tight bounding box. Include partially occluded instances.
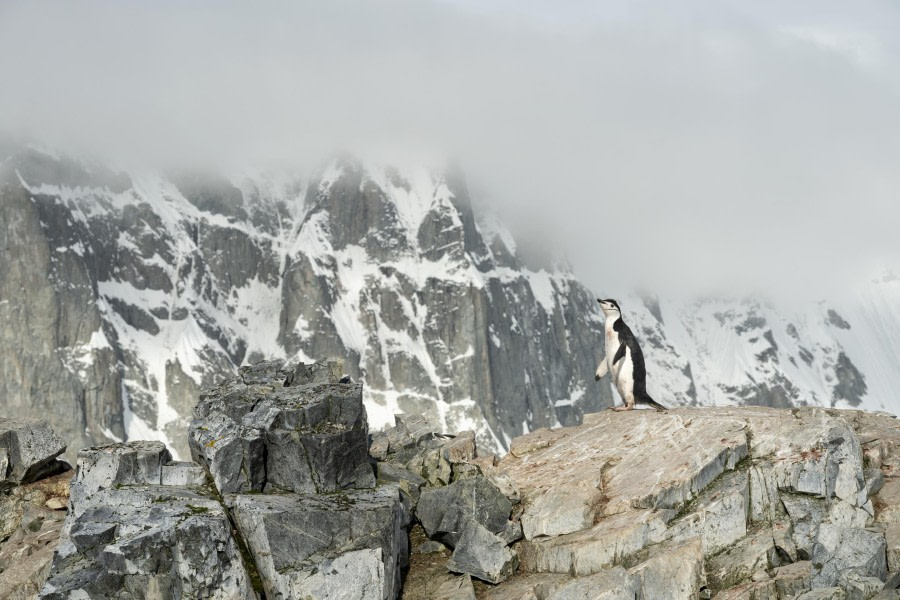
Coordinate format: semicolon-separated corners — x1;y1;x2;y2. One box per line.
605;319;635;400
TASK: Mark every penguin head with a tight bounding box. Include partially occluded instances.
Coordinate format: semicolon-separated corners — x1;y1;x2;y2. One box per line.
597;298;622;317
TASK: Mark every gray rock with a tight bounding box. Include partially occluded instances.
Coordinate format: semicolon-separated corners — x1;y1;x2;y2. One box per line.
517;509;671;575
0;417;66;487
39;485;258;599
416;540;448;554
292;357;346;385
839;570;884;600
229;484;410;600
417;476;512;547
886;523;900;573
664;470;750;556
69;441;171;513
541;567;642;600
521;483;603;540
442;430;476;464
796;588;848;600
160;461;207;487
189;359;375;494
378;462;427;506
772;560;813;598
811;523;887;588
628;539;704;600
705;528;774;591
446;520;518;584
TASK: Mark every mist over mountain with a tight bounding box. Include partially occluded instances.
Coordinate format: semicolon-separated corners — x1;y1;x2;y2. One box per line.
2;143;899;463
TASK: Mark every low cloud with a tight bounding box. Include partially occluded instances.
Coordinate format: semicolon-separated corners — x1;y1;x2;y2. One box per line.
2;0;898;299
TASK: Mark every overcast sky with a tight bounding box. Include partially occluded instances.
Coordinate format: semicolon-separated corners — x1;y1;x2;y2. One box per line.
1;0;898;300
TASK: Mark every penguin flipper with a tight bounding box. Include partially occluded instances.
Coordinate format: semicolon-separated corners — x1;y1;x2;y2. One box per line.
595;359;608;380
612;343;627;366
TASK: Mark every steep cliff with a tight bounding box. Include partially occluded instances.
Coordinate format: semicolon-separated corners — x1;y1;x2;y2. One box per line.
0;147;609;458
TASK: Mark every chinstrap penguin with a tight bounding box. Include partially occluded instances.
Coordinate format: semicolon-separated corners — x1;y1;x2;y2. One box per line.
595;298;668;412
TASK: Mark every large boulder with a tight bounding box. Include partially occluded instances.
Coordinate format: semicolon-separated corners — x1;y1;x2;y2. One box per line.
39;442;257;599
0;417;66;489
229;484;410;600
188;359;375;494
498;407;897;596
40;485;258;599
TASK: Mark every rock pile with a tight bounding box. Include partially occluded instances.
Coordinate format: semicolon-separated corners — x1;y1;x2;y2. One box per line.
0;418;71;600
14;359;900;600
38;359;410;600
369;415;522;598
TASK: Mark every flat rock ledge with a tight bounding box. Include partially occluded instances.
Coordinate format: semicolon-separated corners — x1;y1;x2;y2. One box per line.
473;406;900;600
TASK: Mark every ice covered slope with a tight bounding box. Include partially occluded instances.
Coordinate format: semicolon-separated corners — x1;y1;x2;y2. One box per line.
619;280;900;414
0;148;610;459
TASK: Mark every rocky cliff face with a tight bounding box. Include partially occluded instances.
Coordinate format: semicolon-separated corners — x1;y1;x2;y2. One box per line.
0;146;609;460
3;143;899;462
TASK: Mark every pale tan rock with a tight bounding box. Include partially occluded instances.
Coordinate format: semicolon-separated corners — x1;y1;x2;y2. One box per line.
664;470;749;556
477;573;570;600
628;539;704;600
885;522;900;573
875;477;900;524
517;509;671;575
771;560;811;598
44;497;67;511
706;529;773;592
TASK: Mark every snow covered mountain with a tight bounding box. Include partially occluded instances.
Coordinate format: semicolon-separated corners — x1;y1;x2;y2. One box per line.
0;147;610;459
616;281;900;414
2;145;898;461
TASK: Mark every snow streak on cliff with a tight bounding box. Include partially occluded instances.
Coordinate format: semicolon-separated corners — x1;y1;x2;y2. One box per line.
0;148;608;459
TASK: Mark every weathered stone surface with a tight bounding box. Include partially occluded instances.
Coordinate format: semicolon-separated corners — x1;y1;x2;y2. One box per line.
417;476;512;547
796;588;848;600
446;520;518;584
664;470;749;556
229;484;410;600
188;359;375;494
0;417;66;487
772;560;813;598
706;528;775;591
886;523;900;573
69;441;171;512
477;573;571;600
517;509;671;575
520;482;603;540
811;524;887;588
442;430;476;464
378;462;427;506
628;539;704;600
160;461;207;487
539;566;642;600
838;570;884;600
40;485;258;599
292;357;346;385
876;478;900;525
0;470;69;600
401;558;476;600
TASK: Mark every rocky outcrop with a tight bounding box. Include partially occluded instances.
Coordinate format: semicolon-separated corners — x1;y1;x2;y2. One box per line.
38;358;411;599
0;419;71;600
469;406;900;599
188;359;375;494
11;366;900;599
